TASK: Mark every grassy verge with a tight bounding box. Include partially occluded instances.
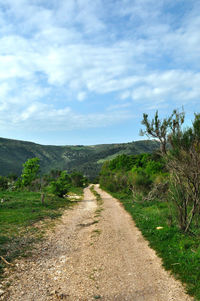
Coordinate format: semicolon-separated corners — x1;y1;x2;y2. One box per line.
0;188;83;278
106;190;200;301
90;185;103;206
89;185;103;240
67;186;84;196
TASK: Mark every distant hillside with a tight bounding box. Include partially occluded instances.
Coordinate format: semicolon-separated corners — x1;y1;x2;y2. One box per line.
0;137;160;179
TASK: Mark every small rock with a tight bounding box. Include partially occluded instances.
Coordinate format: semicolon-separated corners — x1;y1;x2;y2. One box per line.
58;293;69;299
156;226;163;230
0;289;5;296
49;289;57;295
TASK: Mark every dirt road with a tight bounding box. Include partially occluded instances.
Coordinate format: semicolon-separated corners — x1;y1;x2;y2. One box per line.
1;185;192;301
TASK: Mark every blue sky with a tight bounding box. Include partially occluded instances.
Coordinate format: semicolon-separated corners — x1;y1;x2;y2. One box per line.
0;0;200;145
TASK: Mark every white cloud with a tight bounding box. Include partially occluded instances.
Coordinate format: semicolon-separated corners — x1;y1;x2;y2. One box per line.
0;82;11;97
0;0;199;140
0;99;133;132
75;0;105;34
20;103;40;121
130;70;200;105
120;91;131;100
77;92;86;102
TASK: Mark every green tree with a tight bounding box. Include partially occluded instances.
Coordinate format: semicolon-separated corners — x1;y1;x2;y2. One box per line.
49;171;71;198
70;171;85;187
21;157;40;188
109;154;135;171
0;176;8;190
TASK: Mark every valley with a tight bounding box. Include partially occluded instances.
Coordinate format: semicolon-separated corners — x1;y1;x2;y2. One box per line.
0;137;159;179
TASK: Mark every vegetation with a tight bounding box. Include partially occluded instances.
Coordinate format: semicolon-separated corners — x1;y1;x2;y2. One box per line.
111;193;200;300
100;152;166;195
140;109;185;154
0;158;85;278
168;114;200;232
90;185;103;206
0;176;9;191
1;109;199;298
0;190;75;278
19;157;40;188
48;171;71;198
70;171;87;187
0;137;160;180
47;170;87;198
100;110;200;300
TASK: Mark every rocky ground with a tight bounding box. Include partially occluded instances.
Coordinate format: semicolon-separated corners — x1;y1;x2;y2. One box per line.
0;185;193;301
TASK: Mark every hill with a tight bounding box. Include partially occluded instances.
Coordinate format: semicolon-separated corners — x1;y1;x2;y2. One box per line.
0;137;160;179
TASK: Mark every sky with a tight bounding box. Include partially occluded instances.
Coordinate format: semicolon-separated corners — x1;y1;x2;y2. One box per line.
0;0;200;145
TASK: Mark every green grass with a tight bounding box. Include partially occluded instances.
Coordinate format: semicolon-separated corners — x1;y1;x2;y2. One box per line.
90;185;103;206
67;186;84;196
0;188;82;278
109;191;200;300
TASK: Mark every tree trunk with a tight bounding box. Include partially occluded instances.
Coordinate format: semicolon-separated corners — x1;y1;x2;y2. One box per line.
41;193;45;205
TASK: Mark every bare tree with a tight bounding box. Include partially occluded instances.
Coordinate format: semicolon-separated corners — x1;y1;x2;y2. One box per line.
140;109;185;155
167;114;200;232
168;145;200;232
140;109;200;232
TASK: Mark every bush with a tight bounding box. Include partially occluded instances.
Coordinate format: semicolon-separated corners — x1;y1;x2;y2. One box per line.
0;176;8;190
145;160;164;176
100;153;165;195
132;171;152;192
48;171;70;198
21;157;40;188
70;171;85;187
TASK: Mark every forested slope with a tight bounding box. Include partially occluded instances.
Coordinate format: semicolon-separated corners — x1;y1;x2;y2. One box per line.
0;137;159;179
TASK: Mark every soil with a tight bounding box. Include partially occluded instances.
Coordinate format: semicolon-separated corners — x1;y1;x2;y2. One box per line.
0;185;193;301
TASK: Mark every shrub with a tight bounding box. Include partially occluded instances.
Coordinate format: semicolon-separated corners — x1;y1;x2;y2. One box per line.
70;171;85;187
166;114;200;232
132;171;152;192
100;152;165;195
48;171;70;198
0;176;8;190
21;157;40;188
145;160;164;176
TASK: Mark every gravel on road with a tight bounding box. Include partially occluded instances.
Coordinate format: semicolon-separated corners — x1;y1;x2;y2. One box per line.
1;185;193;301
